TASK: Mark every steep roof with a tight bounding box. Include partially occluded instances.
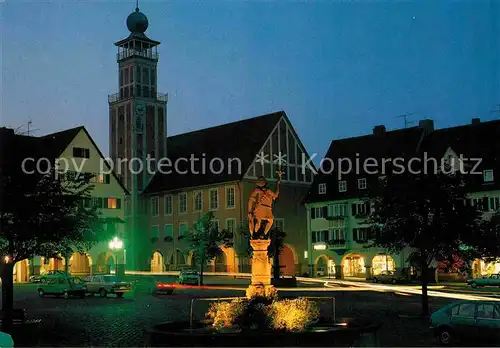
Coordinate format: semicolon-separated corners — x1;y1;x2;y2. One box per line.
143;111;285;194
305;119;500;204
0;126;129;195
305;126;424;203
421;119;500;192
39;126;85;160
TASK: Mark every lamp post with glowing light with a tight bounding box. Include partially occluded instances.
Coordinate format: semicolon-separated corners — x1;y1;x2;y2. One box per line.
108;237;124;276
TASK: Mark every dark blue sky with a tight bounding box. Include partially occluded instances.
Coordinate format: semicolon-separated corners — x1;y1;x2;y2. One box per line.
2;0;499;158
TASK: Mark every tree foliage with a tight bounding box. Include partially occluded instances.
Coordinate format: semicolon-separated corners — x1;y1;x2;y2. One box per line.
367;171;499;315
0;170;105;264
182;212;233;284
0;164;107;332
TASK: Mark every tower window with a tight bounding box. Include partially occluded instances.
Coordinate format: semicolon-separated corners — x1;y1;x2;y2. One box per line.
136;66;141;84
119;138;123;145
119;70;123;87
124;67;129;84
137;85;142;97
143;68;149;84
130;86;134;97
129;67;134;83
151;87;156;98
143;86;149;98
150;69;155;85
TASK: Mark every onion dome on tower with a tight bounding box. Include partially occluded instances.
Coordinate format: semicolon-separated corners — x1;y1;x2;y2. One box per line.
126;7;149;34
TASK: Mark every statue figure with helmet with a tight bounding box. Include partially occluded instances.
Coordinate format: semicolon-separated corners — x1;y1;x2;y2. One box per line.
247;169;284;239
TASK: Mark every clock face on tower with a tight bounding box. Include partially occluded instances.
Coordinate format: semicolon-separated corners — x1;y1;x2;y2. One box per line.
136;103;145;116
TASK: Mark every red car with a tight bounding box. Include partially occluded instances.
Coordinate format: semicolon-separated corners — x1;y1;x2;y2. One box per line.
152;281;174;295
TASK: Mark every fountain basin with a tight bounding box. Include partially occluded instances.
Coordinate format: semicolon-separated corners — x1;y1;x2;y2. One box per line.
144;318;381;347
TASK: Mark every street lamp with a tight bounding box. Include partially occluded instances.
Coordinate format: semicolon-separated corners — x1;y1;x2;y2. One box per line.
108;237;123;275
108;236;123;250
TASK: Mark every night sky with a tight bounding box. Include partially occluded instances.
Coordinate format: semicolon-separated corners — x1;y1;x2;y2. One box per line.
2;0;499;158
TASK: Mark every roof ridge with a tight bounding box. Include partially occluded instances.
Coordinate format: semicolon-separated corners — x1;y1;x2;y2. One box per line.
167;111;284;139
40;125;85;138
431;119;500;133
331;125;419;143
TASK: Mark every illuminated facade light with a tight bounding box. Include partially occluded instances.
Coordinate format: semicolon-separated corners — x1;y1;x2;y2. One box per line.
313;243;327;251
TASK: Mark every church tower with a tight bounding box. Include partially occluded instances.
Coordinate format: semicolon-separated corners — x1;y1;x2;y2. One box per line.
109;5;167;270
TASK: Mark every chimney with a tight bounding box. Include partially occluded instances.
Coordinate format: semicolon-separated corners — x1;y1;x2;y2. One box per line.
418;119;434;134
471;118;480;125
373;125;386;136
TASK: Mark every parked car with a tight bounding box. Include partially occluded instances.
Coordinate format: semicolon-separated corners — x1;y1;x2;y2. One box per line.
83;275;132;297
430;300;500;345
178;270;200;285
0;331;14;347
30;270;68;283
152;281;175;295
466;273;500;288
37;276;86;299
372;270;403;284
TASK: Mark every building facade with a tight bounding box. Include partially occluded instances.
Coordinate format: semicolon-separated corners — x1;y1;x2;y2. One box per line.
305;118;500;280
140;111;314;275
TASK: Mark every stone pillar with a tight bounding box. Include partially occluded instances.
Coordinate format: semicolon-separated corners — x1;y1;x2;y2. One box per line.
335;264;343;279
365;265;373;280
246;239;275;297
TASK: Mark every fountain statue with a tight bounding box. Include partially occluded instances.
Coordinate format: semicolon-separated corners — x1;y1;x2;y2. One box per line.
246;169;283;297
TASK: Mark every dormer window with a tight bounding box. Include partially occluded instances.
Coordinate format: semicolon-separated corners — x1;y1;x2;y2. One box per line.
318;183;326;194
483;170;494;183
338;181;347;192
358;178;367;190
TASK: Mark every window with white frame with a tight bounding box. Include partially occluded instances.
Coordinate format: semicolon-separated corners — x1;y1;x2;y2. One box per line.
328;204;347;217
358;178;367;189
151;197;159;216
318;183;326;194
164;195;173;215
274;218;285;231
489;196;500;212
353;202;369;216
311;230;329;243
164;224;173;238
179;193;187;214
209;189;219;210
338;181;347;192
225;218;236;234
484;170;494;182
226;186;235;209
179;223;188;237
193;191;203;212
311;206;327;219
329;228;345;241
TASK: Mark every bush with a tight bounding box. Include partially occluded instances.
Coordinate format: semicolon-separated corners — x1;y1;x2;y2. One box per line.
268;297;320;332
206;296;319;333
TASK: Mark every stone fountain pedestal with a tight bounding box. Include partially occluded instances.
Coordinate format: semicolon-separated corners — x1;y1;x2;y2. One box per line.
246;239;276;298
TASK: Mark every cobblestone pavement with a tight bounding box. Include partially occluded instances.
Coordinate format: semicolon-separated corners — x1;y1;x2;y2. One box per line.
7;276;459;347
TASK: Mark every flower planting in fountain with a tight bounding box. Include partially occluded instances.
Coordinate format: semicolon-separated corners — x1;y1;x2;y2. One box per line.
206;291;320;333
